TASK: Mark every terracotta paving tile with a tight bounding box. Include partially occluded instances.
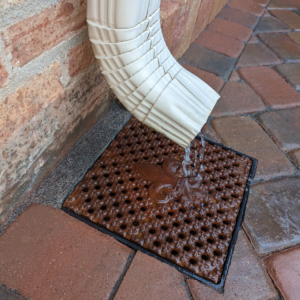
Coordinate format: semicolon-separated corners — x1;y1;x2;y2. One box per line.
237;43;281;66
244;178;300;255
187;231;278;300
114;251;189;300
217;7;260;28
268;0;300;9
180;44;236;80
250;0;271;6
180;63;224;92
208;18;253;42
211;116;294;180
288;31;300;45
201;123;221;143
255;16;290;33
238;66;300;108
275;63;300;89
264;247;300;300
270;9;300;30
257;108;300;151
211;82;266;117
228;0;265;16
287;148;300;169
0;204;134;300
229;70;241;81
258;32;300;61
195;30;245;58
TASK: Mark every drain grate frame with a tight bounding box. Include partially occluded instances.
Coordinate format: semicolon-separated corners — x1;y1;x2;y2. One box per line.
62;118;257;293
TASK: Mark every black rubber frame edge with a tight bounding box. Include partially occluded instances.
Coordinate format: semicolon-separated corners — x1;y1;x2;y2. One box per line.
62;131;257;294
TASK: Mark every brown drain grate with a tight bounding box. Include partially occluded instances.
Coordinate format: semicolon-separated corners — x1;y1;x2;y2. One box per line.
63;118;255;290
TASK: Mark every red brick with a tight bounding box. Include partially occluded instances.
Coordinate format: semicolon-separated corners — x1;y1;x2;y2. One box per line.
255;16;290;33
188;231;278;300
195;30;245;58
208;18;253;42
0;204;134;300
268;0;300;9
257;108;300;151
250;0;271;6
258;33;300;61
211;116;294;180
238;66;300;108
211;82;265;117
237;43;281;67
248;35;259;43
229;70;240;81
201;123;221;143
68;39;95;77
2;0;86;67
180;63;224;92
217;7;260;28
228;0;265;16
287;149;300;169
288;32;300;45
275;63;300;90
114;251;189;300
264;247;300;300
270;9;300;30
0;56;8;87
0;63;63;142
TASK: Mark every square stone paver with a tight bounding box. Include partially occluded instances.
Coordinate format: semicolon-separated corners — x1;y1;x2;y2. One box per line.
211;116;294;180
187;231;278;300
264;246;300;300
257;107;300;151
275;63;300;90
244;178;300;255
0;204;134;300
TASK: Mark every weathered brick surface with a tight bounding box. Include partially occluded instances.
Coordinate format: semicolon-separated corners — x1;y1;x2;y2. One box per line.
211;82;265;117
288;32;300;45
270;9;300;30
268;0;300;9
68;39;95;77
248;35;259;43
229;70;240;81
195;30;245;58
251;0;271;6
275;63;300;90
0;56;9;87
237;43;281;66
244;178;300;255
188;231;278;300
211;116;294;180
238;66;300;108
114;251;189;300
2;0;86;67
180;44;236;79
258;32;300;61
180;63;224;92
255;16;290;32
201;123;221;143
208;18;253;42
0;63;64;143
257;108;300;151
217;7;260;28
264;247;300;300
287;149;300;169
0;204;133;300
228;0;265;16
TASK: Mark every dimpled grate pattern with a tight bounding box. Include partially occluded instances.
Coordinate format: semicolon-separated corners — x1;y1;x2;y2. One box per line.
63;118;252;284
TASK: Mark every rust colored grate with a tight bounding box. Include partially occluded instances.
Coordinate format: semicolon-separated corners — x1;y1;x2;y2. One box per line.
63;118;255;290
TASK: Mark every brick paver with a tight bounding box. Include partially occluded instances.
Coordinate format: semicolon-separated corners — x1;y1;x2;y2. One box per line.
195;30;245;58
180;44;236;79
264;247;300;300
275;63;300;90
180;63;224;92
217;7;260;28
211;116;294;180
0;204;134;300
244;178;300;255
268;0;300;9
208;18;253;42
187;231;278;300
257;108;300;151
201;123;221;143
287;149;300;169
211;82;265;117
228;0;265;16
270;9;300;30
114;251;189;300
258;32;300;61
238;66;300;108
288;32;300;45
229;70;240;81
237;43;281;66
251;0;271;6
255;16;290;32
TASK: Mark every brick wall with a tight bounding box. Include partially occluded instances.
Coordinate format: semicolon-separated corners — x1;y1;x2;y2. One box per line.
0;0;227;222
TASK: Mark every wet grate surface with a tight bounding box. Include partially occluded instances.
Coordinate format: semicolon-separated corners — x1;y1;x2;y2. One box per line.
63;118;254;287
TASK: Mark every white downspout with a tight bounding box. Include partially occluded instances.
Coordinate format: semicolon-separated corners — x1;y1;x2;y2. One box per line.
87;0;220;148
